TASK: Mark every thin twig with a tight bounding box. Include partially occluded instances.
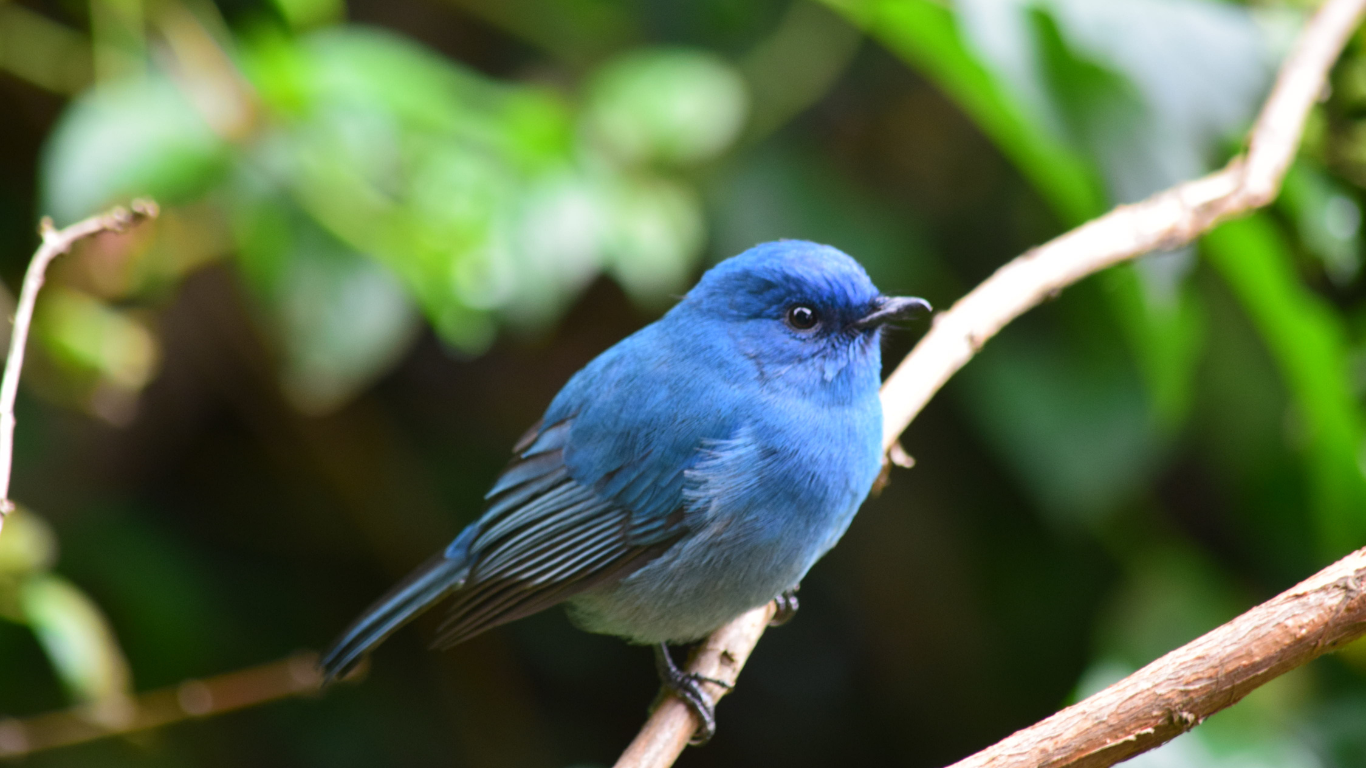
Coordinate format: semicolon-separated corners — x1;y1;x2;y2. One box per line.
613;0;1366;766
0;200;158;536
0;652;323;757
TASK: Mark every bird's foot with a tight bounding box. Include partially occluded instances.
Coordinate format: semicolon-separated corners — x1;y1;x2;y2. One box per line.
653;643;730;745
770;586;800;626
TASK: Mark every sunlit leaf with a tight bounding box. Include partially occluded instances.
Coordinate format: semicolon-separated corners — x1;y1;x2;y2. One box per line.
35;287;160;392
234;188;421;415
835;0;1274;444
584;48;749;167
40;76;230;223
965;0;1274;205
19;574;134;725
289;26;573;168
600;175;704;306
0;507;57;576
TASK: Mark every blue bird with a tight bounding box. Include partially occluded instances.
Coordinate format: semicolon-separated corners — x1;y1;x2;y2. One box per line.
319;240;930;741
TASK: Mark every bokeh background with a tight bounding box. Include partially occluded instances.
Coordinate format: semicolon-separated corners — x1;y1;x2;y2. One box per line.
2;0;1366;765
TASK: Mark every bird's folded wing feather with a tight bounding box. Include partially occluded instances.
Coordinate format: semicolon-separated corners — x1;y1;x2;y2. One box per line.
434;335;747;647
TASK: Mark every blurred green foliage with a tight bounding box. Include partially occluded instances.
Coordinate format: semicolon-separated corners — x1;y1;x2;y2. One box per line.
3;0;1366;766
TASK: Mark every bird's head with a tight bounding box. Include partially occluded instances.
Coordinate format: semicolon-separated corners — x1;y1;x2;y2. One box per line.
676;240;930;395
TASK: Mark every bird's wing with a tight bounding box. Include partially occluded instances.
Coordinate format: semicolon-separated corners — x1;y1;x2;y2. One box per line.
434;330;750;647
431;416;687;647
319;326;746;676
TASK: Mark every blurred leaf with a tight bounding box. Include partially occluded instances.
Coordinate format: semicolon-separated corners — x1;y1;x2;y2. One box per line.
1204;215;1366;557
0;3;93;95
997;0;1274;206
583;48;749;167
19;574;133;725
1093;543;1245;669
35;287;160;392
957;316;1163;526
240;28;715;355
40;76;230;223
1280;160;1363;287
283;26;572;168
234;189;421;415
739;1;862;141
839;0;1276;448
242;26;589;352
1105;264;1206;431
600;175;704;305
0;507;58;576
271;0;344;31
821;0;1104;224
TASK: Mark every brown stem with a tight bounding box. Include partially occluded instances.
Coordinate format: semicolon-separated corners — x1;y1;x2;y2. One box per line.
947;548;1366;768
614;0;1366;766
0;200;159;535
0;652;324;757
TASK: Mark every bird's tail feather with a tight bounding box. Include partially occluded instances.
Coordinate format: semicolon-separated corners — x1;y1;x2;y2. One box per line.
319;554;467;682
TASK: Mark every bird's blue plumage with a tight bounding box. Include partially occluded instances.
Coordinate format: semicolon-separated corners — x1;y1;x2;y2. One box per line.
320;240;924;680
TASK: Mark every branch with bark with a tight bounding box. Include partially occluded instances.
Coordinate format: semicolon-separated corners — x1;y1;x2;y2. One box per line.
613;0;1366;766
0;653;322;756
0;200;159;537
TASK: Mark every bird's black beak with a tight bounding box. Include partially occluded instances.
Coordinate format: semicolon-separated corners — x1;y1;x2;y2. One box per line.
853;296;932;329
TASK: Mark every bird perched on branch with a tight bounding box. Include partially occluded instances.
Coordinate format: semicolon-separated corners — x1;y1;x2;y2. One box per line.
319;240;930;742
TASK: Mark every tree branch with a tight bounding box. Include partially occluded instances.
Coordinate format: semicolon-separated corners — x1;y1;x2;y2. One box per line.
0;200;159;537
613;0;1366;766
948;548;1366;768
0;652;323;757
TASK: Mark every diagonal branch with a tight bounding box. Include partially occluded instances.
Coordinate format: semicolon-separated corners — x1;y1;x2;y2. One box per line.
946;547;1366;768
613;0;1366;766
0;653;324;757
0;200;159;538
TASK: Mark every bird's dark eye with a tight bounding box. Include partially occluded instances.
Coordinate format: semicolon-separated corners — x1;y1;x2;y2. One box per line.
785;304;819;330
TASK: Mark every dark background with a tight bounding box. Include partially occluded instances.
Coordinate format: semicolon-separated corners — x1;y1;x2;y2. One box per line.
2;0;1365;765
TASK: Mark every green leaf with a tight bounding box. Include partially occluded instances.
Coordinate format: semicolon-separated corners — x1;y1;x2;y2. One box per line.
1104;264;1206;431
19;574;133;724
270;0;343;30
829;0;1272;442
35;287;160;392
233;186;421;414
600;175;704;306
41;76;230;223
289;26;573;168
583;48;749;166
979;0;1273;207
1203;215;1366;557
1280;160;1363;287
0;507;58;576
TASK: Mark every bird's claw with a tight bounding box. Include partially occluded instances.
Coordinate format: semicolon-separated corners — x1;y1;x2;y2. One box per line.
653;643;728;745
770;586;800;626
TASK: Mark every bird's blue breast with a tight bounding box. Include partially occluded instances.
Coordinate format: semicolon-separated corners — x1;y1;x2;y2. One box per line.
561;320;885;644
